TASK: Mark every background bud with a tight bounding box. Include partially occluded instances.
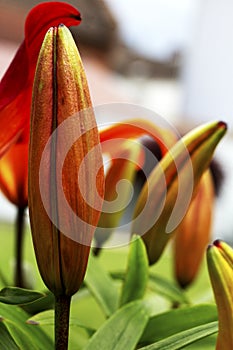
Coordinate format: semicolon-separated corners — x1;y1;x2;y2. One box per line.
207;241;233;349
174;170;215;288
132;121;227;265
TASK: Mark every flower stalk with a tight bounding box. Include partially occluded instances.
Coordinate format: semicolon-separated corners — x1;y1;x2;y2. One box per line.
55;295;71;350
15;206;26;287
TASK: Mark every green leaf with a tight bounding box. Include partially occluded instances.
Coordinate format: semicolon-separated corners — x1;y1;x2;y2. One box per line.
110;271;125;280
85;255;118;317
0;303;53;349
0;269;10;286
2;319;37;350
27;310;95;335
120;235;148;306
84;300;149;350
21;290;54;315
0;322;20;350
149;273;189;304
0;287;45;305
140;303;218;345
139;321;218;349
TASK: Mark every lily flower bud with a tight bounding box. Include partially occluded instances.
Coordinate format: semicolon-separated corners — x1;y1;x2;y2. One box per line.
28;25;104;296
94;139;143;251
207;240;233;349
132;121;227;265
174;170;215;288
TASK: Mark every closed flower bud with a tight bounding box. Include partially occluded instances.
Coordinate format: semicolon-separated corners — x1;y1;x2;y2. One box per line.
174;170;215;288
132;121;227;265
94;139;143;250
28;25;104;296
207;240;233;349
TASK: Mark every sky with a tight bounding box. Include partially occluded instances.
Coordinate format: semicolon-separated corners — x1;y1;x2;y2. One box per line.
105;0;200;60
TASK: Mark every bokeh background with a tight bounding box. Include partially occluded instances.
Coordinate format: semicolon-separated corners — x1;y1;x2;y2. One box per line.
0;0;233;243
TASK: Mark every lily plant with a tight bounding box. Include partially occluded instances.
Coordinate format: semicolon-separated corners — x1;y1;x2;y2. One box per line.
0;1;229;349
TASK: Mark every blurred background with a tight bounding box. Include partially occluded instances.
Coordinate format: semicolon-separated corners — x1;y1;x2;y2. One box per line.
0;0;233;243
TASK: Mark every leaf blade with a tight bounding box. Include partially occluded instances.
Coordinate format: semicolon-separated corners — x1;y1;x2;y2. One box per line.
120;235;148;306
84;300;149;350
2;319;38;350
149;273;189;304
0;303;53;350
27;310;95;335
0;322;20;350
85;255;118;317
140;303;218;345
0;287;45;305
139;321;218;350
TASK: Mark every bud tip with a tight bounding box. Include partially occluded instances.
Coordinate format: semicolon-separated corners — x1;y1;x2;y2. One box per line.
207;244;214;251
213;239;222;248
218;121;227;130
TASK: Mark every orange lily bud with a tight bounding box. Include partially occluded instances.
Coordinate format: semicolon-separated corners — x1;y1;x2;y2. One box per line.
132;121;227;265
94;139;143;249
28;25;104;296
174;170;215;288
207;240;233;349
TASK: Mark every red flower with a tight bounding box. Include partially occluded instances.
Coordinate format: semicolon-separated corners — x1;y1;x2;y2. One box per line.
0;2;81;157
0;2;81;206
0;133;28;208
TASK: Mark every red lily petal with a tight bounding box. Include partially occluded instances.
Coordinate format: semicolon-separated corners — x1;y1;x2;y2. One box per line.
0;2;81;157
24;2;81;64
99;119;177;156
0;85;31;158
0;41;29;111
0;140;28;208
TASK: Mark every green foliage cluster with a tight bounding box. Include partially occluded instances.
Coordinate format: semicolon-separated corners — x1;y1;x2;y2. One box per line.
0;224;218;349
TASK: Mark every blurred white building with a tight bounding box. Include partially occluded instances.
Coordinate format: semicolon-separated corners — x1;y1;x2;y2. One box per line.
182;0;233;243
182;0;233;130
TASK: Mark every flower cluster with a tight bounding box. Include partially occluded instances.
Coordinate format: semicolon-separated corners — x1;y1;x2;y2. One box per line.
0;2;231;349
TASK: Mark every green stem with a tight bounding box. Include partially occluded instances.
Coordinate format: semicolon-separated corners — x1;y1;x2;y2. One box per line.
14;206;26;287
55;295;71;350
